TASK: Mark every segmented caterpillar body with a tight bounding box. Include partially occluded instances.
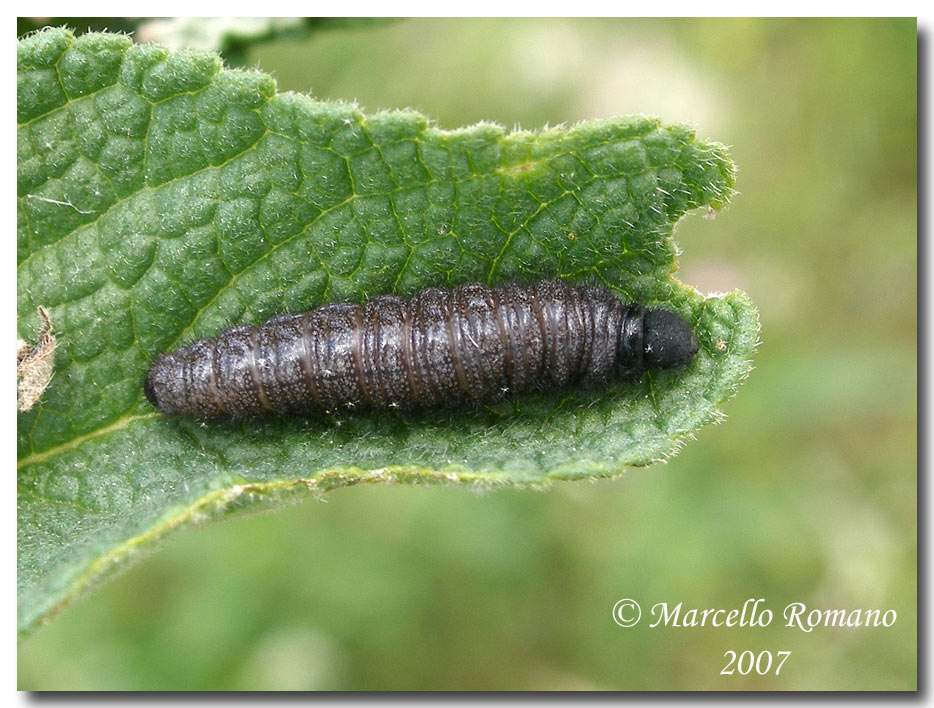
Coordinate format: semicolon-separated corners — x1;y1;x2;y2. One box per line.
144;280;698;419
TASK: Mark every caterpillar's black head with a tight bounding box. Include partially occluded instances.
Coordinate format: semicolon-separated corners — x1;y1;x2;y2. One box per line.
643;309;698;371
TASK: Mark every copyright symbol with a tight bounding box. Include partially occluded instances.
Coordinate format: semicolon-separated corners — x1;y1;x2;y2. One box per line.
612;599;641;627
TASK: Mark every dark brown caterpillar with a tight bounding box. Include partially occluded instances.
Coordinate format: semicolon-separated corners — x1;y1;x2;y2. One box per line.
144;280;698;419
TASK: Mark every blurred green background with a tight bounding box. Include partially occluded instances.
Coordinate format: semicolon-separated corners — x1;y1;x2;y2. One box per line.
17;18;916;690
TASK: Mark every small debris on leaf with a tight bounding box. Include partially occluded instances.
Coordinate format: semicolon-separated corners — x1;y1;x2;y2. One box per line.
17;307;55;412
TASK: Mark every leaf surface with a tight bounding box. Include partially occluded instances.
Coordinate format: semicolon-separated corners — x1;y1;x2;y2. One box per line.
17;28;758;634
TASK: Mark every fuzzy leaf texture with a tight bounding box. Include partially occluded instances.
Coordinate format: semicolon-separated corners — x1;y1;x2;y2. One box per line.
17;28;758;635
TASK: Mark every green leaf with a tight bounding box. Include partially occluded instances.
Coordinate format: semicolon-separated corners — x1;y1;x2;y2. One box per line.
17;27;758;635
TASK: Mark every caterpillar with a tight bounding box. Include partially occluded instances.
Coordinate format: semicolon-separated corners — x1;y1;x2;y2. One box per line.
144;280;698;419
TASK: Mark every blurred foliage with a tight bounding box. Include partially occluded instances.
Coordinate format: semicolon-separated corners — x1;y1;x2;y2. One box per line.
133;17;394;65
17;18;393;66
17;17;145;36
18;18;916;690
